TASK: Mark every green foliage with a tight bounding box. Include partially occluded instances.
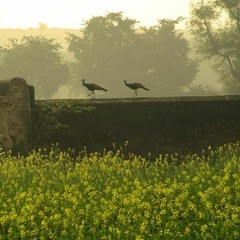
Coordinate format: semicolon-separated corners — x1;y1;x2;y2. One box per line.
66;12;198;97
0;35;70;99
31;100;95;148
0;142;240;239
189;0;240;93
143;17;198;95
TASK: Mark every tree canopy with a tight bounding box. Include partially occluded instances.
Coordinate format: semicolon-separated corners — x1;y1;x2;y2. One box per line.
189;0;240;94
0;35;70;99
66;12;198;97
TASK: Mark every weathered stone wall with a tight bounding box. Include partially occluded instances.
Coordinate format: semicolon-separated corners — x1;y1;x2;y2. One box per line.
0;77;32;152
32;96;240;157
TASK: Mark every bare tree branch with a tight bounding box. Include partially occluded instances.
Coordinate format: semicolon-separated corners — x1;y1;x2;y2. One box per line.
203;20;240;78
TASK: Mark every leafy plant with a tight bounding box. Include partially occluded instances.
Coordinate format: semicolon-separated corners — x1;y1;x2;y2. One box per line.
0;142;240;239
0;35;70;99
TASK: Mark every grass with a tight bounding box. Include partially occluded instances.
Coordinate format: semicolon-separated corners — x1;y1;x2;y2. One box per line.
0;142;240;239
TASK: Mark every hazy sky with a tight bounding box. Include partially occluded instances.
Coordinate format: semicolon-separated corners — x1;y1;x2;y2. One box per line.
0;0;191;29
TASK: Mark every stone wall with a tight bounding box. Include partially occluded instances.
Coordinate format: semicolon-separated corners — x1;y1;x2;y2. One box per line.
32;96;240;157
0;77;32;152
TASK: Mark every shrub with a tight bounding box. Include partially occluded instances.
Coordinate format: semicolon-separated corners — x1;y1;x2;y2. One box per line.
0;143;240;239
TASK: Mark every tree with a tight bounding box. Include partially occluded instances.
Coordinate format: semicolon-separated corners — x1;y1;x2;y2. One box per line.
142;17;198;96
66;12;141;97
189;0;240;94
0;35;70;99
66;12;198;97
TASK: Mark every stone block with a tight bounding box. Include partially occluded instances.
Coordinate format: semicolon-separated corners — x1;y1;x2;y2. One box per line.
0;77;33;152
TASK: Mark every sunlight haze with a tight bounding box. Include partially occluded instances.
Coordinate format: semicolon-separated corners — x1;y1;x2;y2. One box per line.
0;0;191;29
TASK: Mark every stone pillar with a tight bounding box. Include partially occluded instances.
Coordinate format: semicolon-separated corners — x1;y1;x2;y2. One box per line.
0;77;33;152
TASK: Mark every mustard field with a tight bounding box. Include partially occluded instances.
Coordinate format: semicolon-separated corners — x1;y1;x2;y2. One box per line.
0;143;240;239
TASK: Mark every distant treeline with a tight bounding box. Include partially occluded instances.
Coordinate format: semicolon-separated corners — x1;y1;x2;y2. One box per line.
0;10;225;99
0;25;79;48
